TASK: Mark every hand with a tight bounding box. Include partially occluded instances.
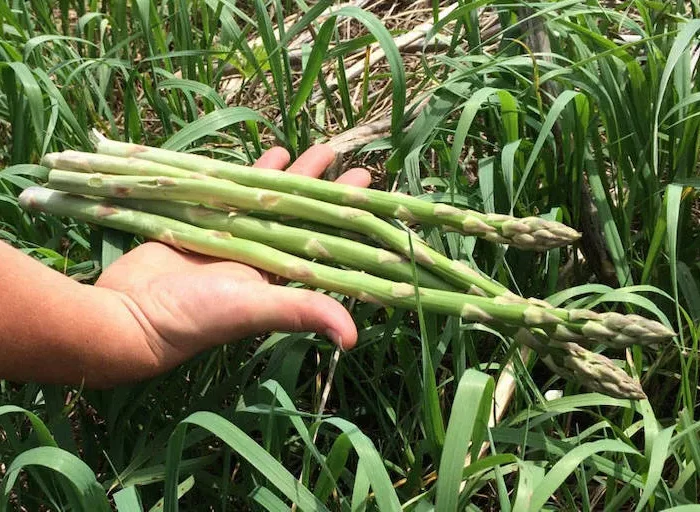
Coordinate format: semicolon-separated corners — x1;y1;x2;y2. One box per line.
94;145;371;377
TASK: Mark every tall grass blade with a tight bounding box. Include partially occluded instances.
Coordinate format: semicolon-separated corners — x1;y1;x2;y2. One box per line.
0;447;111;512
435;369;494;511
164;411;326;511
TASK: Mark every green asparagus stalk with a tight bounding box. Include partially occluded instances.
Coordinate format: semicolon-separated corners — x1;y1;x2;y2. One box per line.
114;200;657;388
41;151;671;352
39;150;578;302
36;151;653;398
114;198;453;290
44;168;509;298
16;186;555;327
51;139;583;250
514;330;645;399
40;150;573;301
18;187;646;398
39;151;564;300
117;199;663;363
41;153;548;316
44;169;674;350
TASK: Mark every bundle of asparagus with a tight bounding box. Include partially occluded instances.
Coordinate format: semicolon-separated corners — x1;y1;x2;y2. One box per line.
19;136;675;399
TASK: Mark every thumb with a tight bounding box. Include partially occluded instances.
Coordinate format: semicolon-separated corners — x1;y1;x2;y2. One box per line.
210;281;358;350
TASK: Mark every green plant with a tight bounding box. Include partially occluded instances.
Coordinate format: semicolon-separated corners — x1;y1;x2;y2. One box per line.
1;0;699;510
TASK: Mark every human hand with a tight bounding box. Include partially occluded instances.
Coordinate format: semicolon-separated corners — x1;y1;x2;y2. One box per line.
94;145;371;377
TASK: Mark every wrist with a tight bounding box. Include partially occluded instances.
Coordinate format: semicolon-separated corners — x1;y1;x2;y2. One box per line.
0;239;164;387
72;285;165;388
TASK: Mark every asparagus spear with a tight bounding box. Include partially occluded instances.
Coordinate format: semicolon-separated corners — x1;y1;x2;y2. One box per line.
17;186;553;327
35;151;653;397
52;139;583;250
44;170;675;349
36;152;669;395
41;151;670;349
44;168;509;298
17;186;648;398
114;198;453;290
514;330;645;399
115;199;661;390
117;200;667;354
39;151;568;299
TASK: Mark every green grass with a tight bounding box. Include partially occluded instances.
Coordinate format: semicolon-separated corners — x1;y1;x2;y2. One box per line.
1;0;700;510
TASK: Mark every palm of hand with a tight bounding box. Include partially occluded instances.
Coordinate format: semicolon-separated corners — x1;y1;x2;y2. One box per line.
94;146;368;370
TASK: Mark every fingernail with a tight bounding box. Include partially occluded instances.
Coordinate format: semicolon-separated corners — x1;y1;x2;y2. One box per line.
325;329;344;350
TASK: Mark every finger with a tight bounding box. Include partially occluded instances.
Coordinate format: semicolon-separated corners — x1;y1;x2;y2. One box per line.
254;147;290;170
334;167;372;188
207;281;357;350
286;144;336;178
